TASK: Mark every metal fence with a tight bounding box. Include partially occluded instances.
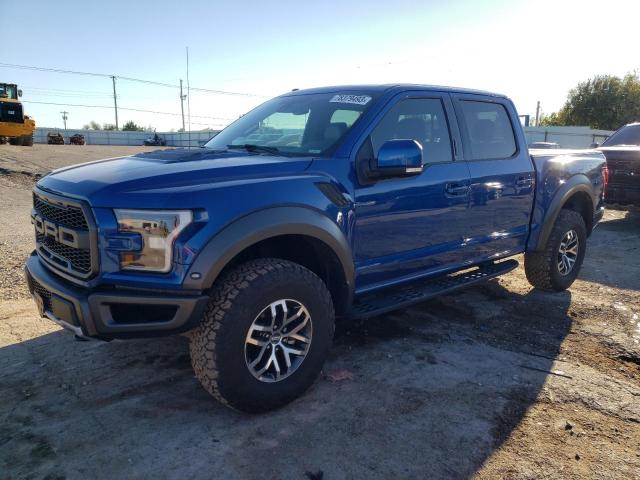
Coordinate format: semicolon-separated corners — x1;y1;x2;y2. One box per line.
34;128;219;147
523;126;613;148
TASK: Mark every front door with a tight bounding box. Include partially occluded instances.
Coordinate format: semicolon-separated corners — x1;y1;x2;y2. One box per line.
353;93;472;292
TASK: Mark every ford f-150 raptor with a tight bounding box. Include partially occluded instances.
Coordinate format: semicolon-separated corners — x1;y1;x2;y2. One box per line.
25;84;607;412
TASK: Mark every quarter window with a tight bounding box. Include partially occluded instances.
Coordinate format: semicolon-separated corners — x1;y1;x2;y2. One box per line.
370;98;453;164
460;101;517;160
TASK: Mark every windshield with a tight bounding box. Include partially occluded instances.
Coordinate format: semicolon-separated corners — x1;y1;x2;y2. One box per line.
602;124;640;147
204;92;378;156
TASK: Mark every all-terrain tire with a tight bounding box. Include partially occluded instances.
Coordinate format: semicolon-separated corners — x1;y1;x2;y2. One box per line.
22;134;34;146
525;209;587;292
189;258;335;413
9;136;23;146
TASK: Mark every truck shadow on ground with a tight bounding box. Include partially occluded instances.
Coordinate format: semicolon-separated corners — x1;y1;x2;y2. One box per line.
577;207;640;290
0;280;573;479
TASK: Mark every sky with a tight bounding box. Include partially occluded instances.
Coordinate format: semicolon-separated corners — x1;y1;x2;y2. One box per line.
1;0;638;131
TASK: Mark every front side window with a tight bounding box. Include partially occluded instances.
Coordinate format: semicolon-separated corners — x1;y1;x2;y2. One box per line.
369;98;453;164
460;101;517;160
205;92;377;156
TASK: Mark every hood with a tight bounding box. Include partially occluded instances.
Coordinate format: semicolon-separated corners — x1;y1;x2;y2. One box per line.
598;146;640;161
36;148;314;208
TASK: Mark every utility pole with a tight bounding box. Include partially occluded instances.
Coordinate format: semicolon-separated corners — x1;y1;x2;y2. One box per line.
111;75;119;130
535;100;541;127
179;79;186;132
60;111;68;130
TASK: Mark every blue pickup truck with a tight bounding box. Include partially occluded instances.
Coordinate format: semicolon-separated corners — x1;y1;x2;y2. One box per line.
25;84;607;412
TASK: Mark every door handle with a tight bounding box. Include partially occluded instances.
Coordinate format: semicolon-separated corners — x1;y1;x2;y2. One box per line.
516;176;533;188
445;183;470;196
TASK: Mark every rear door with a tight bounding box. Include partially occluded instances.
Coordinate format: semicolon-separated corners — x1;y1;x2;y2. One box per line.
451;94;535;261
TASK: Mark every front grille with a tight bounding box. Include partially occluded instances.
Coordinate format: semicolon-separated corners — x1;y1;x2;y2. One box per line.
33;194;88;229
0;101;24;123
28;277;52;312
37;233;92;273
33;191;95;278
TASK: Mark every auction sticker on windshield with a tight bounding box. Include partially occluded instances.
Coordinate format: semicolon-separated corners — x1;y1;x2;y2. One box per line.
329;94;372;105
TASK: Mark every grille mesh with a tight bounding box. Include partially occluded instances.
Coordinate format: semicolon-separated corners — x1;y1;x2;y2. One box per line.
29;277;52;312
37;234;92;273
33;194;89;230
33;193;94;277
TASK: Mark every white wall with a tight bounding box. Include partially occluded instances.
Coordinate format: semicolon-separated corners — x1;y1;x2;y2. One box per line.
34;128;219;147
35;126;614;150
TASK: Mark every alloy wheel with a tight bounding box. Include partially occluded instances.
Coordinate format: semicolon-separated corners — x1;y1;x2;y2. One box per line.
557;229;579;276
244;299;313;382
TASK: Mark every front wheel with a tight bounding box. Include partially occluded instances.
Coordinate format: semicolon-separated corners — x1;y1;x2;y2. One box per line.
525;209;587;292
189;258;335;413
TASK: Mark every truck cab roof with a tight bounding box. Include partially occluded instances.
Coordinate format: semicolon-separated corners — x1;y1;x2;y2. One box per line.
283;83;508;99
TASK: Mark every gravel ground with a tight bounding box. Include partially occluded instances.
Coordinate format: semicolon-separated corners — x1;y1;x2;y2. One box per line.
0;144;639;479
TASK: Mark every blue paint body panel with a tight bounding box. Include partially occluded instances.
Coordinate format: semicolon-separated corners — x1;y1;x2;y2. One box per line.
33;84;606;305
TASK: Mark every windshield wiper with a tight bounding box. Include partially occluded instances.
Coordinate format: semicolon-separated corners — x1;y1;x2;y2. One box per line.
227;144;280;155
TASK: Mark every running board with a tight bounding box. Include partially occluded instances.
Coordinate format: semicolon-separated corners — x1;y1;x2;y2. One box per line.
346;259;519;320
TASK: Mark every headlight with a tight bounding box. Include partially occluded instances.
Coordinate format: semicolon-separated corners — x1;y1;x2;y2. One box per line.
114;209;193;273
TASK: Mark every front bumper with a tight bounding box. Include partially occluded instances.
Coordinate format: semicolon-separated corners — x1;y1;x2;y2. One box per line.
25;252;209;340
606;183;640;205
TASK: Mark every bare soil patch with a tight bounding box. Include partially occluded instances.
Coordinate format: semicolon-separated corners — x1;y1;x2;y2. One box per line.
0;145;638;479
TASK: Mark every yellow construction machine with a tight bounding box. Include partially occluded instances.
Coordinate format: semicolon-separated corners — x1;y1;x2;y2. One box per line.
0;83;36;146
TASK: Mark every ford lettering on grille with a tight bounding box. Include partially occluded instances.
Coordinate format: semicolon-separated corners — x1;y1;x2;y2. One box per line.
31;213;88;249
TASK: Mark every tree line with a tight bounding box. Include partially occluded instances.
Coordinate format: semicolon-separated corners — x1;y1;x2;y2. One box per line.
81;120;151;131
541;72;640;130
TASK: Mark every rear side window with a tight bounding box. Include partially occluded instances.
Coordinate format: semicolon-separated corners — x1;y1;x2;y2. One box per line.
460;101;516;160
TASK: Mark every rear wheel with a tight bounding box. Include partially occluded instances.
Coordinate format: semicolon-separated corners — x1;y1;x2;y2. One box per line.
9;136;23;146
189;258;335;413
525;209;587;291
22;134;34;146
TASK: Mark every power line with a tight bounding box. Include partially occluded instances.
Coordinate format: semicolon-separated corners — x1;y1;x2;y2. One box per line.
0;63;108;78
22;100;236;120
23;86;113;96
26;91;113;98
0;62;268;97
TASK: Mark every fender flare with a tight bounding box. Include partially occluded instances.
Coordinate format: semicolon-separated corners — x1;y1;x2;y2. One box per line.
183;206;355;298
531;174;595;251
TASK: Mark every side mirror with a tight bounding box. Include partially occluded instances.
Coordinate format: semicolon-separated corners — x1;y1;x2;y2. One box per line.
589;142;600;149
371;139;423;179
17;89;22;98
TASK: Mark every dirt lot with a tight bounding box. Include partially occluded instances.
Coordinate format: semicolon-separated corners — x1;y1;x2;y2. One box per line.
1;144;639;479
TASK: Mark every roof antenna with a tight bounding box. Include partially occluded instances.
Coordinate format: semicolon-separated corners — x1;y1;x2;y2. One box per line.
186;46;192;149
